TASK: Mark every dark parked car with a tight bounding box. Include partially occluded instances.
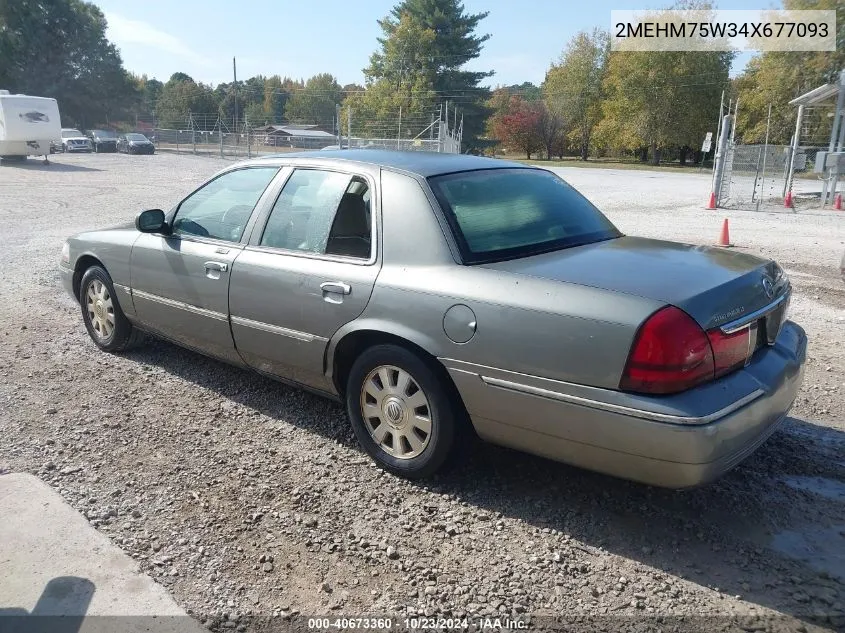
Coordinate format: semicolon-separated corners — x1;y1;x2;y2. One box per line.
88;129;118;153
117;133;155;155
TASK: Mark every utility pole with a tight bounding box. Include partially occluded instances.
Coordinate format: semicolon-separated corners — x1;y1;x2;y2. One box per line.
336;103;342;148
437;103;443;152
190;110;195;154
712;114;733;205
785;104;804;199
232;57;238;135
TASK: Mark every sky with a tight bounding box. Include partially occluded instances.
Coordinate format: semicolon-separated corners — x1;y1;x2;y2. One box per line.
94;0;777;88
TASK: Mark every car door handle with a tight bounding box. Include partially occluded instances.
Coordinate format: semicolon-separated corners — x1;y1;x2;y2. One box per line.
204;261;228;272
320;281;351;295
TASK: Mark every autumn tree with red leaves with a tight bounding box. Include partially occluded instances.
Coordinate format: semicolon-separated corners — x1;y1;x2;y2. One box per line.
491;96;544;159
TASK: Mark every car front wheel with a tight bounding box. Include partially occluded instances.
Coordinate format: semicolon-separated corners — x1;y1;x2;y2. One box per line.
79;266;145;352
346;344;462;478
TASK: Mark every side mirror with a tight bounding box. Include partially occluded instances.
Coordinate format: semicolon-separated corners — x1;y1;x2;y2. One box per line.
136;209;169;234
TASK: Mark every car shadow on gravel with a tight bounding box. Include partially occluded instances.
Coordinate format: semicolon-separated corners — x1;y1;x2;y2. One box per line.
126;338;845;629
1;161;103;172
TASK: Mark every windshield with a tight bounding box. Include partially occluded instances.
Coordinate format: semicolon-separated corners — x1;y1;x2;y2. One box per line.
61;129;82;138
92;130;117;138
428;168;621;264
126;133;148;141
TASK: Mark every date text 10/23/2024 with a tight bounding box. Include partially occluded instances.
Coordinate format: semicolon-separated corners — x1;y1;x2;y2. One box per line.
306;617;530;630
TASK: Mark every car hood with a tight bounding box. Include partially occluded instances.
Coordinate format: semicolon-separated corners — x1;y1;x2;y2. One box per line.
482;236;789;330
64;136;89;142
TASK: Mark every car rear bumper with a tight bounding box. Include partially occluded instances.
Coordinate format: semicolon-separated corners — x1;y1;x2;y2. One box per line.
444;321;807;488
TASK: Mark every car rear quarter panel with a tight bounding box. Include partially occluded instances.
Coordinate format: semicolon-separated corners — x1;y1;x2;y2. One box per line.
332;169;665;393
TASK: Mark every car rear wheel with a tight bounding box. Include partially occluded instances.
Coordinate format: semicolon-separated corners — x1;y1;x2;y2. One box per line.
79;266;145;352
346;344;462;478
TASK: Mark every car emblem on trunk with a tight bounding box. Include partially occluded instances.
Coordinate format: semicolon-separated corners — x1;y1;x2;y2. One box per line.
761;275;775;299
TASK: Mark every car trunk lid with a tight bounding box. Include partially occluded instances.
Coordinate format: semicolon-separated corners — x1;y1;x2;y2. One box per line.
482;235;790;331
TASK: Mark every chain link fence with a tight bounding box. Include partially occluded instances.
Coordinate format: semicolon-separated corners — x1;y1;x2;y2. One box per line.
717;142;827;209
137;107;462;159
717;143;790;209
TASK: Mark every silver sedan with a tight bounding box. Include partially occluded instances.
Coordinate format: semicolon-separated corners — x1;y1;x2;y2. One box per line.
60;151;807;488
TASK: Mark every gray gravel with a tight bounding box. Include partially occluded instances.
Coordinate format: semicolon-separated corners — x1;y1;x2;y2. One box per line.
1;152;844;632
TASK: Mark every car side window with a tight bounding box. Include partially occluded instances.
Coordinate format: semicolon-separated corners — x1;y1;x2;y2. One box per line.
172;167;278;242
259;169;372;259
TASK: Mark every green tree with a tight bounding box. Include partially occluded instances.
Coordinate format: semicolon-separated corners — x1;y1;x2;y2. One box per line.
245;101;267;126
504;82;542;102
133;75;163;116
484;87;512;141
364;0;493;148
594;1;732;163
345;12;438;138
156;74;219;129
0;0;137;127
285;73;343;126
544;29;609;160
597;43;730;163
262;75;298;123
735;0;845;143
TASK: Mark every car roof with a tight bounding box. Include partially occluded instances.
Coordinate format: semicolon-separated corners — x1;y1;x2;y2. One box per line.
246;149;530;178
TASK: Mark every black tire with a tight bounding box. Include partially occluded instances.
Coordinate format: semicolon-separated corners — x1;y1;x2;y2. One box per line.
346;344;464;479
79;265;145;352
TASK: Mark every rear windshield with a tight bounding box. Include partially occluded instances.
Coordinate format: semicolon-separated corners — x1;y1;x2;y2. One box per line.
428;168;621;264
127;133;147;141
61;129;82;138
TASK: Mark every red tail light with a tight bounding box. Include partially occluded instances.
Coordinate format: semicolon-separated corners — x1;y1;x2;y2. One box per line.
621;307;752;394
707;325;750;378
620;307;714;394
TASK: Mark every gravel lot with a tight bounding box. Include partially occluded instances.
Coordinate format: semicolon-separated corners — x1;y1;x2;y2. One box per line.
1;152;844;632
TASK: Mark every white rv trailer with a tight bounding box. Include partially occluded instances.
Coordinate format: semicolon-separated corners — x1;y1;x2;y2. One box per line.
0;90;62;161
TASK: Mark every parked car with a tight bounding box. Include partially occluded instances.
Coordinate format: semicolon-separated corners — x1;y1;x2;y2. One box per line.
59;151;807;488
88;129;118;153
61;128;91;153
117;133;155;154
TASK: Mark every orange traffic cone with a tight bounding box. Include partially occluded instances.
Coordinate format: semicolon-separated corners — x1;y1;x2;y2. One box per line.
715;218;733;247
836;194;842;210
784;191;793;208
706;191;716;209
